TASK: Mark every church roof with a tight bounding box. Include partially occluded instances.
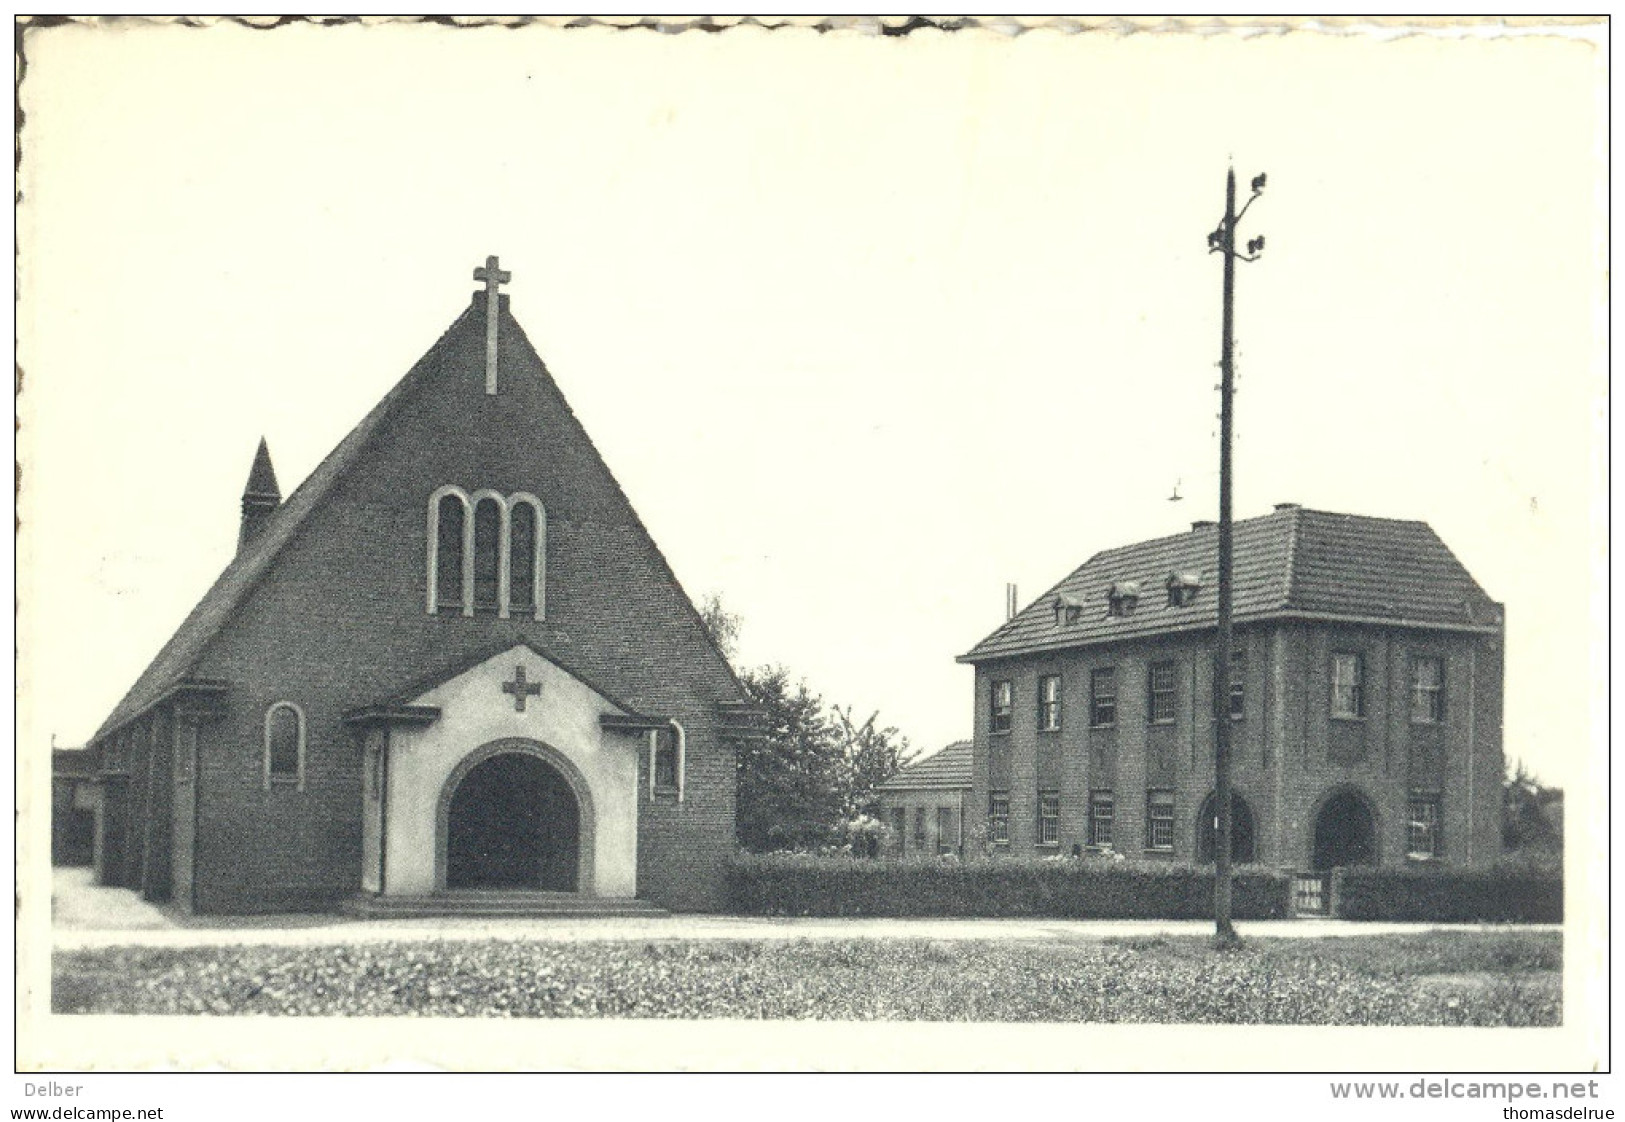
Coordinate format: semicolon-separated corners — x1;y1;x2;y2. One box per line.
876;739;973;792
960;505;1501;664
93;293;746;744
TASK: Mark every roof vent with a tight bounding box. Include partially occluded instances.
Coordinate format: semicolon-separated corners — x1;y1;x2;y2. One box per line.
1274;502;1301;511
1190;519;1216;531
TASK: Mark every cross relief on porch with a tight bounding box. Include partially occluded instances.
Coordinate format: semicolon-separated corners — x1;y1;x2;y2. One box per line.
502;664;542;711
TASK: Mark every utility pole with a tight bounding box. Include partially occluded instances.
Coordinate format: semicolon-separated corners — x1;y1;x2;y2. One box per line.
1207;167;1265;948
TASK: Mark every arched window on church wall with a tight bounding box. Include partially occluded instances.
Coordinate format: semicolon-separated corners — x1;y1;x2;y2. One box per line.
435;493;466;613
264;702;306;791
510;499;539;618
472;497;502;612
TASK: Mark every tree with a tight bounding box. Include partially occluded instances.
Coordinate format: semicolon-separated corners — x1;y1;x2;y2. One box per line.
705;594;920;852
831;704;918;820
698;591;742;666
1504;759;1562;854
735;665;846;852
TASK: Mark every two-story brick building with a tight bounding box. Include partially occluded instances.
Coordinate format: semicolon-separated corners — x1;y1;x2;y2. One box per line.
959;505;1504;872
77;263;756;915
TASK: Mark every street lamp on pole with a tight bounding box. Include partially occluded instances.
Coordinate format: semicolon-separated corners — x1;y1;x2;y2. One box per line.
1207;167;1265;948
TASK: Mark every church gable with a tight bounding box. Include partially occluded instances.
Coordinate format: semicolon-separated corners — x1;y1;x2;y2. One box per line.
97;266;742;747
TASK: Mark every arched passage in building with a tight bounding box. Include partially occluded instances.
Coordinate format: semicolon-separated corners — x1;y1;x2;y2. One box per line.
445;751;580;891
1311;788;1378;871
1196;791;1257;864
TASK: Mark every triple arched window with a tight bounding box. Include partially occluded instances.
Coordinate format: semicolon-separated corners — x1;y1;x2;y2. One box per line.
426;486;547;619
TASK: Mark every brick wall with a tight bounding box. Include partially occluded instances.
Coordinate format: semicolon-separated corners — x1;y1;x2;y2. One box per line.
967;620;1502;872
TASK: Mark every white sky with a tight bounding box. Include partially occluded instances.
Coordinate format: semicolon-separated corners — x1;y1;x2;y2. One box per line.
17;19;1606;798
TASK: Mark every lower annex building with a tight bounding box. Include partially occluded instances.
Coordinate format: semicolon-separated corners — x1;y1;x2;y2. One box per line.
958;504;1505;871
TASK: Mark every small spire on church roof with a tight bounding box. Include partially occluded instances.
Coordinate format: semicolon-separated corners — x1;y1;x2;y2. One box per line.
244;436;281;501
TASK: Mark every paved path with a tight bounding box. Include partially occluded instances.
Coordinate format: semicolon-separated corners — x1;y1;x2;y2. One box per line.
51;868;1559;951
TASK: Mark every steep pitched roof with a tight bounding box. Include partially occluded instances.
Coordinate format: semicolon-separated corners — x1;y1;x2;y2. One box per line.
961;505;1501;664
877;739;973;792
93;294;748;743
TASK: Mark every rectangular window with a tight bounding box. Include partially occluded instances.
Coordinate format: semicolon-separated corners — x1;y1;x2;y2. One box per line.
1410;656;1444;724
1037;674;1062;732
987;791;1010;845
937;807;959;855
890;807;907;855
914;806;928;849
1148;661;1177;724
1037;790;1060;847
1090;668;1117;728
1332;652;1365;719
1407;795;1442;860
1228;648;1246;720
1145;789;1175;851
990;680;1013;735
1089;790;1115;847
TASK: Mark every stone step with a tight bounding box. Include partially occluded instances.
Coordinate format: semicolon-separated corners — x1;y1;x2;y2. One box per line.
339;892;669;920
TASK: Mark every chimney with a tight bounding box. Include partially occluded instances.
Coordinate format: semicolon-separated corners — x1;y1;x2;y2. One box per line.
238;437;282;555
1005;583;1018;621
1274;502;1301;512
1191;519;1216;531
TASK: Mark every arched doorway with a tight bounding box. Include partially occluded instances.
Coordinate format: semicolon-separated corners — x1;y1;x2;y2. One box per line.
446;751;580;891
1196;792;1256;864
1311;788;1377;870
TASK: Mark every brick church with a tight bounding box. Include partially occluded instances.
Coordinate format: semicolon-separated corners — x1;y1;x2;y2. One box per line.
960;506;1505;873
80;260;756;914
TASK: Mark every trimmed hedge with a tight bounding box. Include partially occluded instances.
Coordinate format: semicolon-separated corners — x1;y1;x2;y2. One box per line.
1332;866;1562;923
725;854;1292;919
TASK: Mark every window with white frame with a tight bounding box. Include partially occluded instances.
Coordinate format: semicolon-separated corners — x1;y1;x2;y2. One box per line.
1037;790;1060;847
648;722;685;799
1148;661;1177;724
264;701;306;789
1089;790;1114;847
1332;652;1365;719
990;680;1013;735
426;486;547;619
1410;656;1444;724
1407;794;1442;860
1090;667;1117;728
1228;648;1246;719
987;791;1010;845
1145;789;1175;851
1037;674;1062;732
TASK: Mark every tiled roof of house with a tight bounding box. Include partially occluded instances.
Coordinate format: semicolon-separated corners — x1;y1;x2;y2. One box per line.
961;505;1500;664
877;739;973;791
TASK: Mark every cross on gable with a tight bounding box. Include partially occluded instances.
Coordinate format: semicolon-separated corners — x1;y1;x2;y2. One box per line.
501;664;541;712
473;255;511;396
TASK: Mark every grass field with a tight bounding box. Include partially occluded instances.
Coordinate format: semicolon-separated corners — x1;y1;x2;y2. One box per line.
53;930;1560;1024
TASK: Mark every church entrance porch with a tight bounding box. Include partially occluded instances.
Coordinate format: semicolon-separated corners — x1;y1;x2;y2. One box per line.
357;643;642;903
445;751;580;891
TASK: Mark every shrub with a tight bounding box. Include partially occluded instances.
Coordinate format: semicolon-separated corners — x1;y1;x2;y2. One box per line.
725;852;1292;919
1332;865;1562;922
